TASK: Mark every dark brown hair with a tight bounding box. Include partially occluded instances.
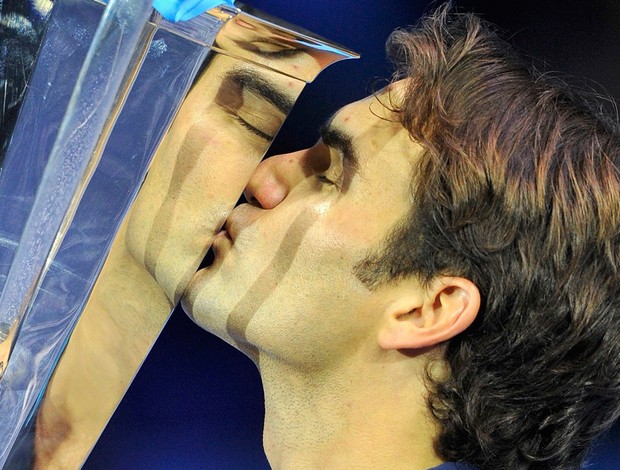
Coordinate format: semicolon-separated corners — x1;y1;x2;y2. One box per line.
355;4;620;469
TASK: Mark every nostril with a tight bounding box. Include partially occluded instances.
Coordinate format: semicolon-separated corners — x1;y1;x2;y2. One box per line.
247;195;261;208
242;186;261;208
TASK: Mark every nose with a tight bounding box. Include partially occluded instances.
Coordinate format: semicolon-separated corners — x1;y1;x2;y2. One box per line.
243;149;311;209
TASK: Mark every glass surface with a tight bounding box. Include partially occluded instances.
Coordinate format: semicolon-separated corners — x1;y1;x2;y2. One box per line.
0;0;357;466
0;0;157;378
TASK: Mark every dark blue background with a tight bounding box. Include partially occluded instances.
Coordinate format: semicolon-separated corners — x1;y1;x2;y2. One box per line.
85;1;620;468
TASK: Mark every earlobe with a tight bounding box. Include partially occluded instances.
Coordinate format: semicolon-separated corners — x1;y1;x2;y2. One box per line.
378;277;480;351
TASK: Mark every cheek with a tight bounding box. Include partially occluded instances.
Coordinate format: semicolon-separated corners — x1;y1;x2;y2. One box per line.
311;206;382;263
287;219;371;301
232;201;365;304
243;259;373;369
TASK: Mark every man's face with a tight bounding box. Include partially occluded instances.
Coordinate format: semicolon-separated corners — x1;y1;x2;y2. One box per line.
125;54;304;303
182;83;424;369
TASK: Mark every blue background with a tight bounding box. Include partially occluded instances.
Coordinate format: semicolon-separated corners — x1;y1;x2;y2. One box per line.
85;0;620;468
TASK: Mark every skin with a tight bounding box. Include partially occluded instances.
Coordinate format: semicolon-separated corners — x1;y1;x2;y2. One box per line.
183;84;480;469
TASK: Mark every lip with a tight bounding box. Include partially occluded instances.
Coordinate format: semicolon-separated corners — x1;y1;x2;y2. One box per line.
210;228;233;260
223;218;238;242
219;202;253;244
214;228;232;242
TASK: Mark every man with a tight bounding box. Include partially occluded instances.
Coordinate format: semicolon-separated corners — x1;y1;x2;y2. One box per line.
37;4;619;469
181;6;620;470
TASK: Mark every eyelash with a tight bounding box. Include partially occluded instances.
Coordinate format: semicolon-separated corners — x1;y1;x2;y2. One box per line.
258;48;300;59
234;115;273;141
253;40;300;59
316;174;337;186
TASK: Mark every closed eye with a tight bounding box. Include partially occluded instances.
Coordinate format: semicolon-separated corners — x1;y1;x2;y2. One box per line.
215;68;293;143
233;115;274;141
316;173;337;186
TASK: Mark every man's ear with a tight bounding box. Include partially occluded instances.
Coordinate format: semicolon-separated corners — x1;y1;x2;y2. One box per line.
378;277;480;350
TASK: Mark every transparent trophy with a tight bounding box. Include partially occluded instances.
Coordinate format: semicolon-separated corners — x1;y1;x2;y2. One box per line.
0;0;356;466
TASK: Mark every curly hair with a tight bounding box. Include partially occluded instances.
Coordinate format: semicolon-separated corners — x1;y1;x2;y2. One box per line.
355;4;620;469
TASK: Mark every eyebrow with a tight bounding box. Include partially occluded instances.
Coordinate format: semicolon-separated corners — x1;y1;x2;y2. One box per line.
226;68;294;115
252;47;306;60
244;40;307;60
318;122;359;171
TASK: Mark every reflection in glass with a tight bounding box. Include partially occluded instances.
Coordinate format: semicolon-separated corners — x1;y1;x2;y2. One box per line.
0;1;357;466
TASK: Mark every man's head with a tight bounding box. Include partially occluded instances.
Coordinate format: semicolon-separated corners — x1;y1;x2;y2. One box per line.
355;5;620;469
183;4;620;469
183;84;477;367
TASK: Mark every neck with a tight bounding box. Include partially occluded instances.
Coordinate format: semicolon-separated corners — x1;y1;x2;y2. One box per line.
258;349;443;470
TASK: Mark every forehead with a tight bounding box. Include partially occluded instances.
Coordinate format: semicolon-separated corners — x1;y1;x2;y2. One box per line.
330;83;422;170
331;87;397;131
